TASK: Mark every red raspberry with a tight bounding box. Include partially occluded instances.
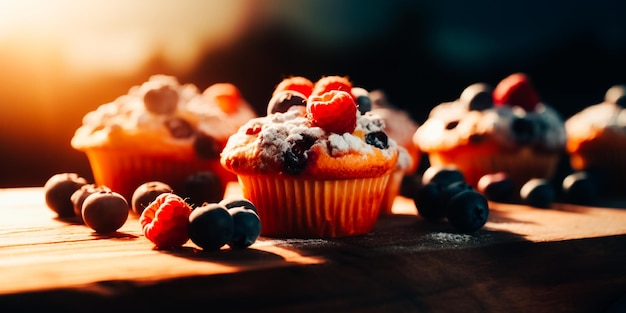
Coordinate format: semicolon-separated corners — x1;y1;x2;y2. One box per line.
273;76;314;98
493;73;540;111
307;90;357;134
311;76;353;97
139;193;192;249
203;83;243;114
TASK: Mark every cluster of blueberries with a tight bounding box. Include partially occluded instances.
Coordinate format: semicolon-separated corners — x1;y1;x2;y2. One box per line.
410;164;604;233
43;171;262;251
412;167;490;233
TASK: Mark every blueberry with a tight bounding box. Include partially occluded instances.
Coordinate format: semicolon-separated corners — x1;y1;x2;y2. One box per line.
440;181;474;209
520;178;555;208
365;131;389;149
510;117;535;144
267;90;307;115
131;181;173;215
413;182;446;221
459;83;493;111
477;172;515;203
446;190;489;233
71;184;112;222
184;171;223;207
143;85;179;115
164;117;194;139
188;203;234;251
219;197;258;213
227;207;262;249
193;132;222;159
44;173;88;218
355;95;372;114
282;134;316;175
81;191;129;233
562;171;597;205
421;166;465;187
353;87;372;114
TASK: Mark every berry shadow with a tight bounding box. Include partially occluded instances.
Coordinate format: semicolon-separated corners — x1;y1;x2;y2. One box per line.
161;245;289;265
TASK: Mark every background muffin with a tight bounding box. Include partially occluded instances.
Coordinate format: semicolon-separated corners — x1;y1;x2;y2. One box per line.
71;75;257;202
413;73;566;190
565;84;626;187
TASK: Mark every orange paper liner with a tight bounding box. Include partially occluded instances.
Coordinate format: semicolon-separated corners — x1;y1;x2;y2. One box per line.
237;174;390;238
84;149;235;202
379;169;404;215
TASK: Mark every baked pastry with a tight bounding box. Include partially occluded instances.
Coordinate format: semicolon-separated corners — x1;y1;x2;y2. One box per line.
71;75;256;202
367;90;420;214
565;84;626;185
413;73;566;189
220;75;399;238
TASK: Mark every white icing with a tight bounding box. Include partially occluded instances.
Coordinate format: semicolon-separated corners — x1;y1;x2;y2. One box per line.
222;108;398;172
72;75;256;149
415;99;566;151
565;102;626;139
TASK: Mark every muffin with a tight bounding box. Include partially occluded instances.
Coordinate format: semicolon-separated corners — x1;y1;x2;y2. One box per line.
220;75;399;238
413;73;566;189
71;75;257;202
565;84;626;185
367;90;420;214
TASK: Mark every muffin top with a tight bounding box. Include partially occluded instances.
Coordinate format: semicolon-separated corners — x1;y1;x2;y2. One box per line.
414;73;566;154
71;75;257;157
220;76;399;179
565;85;626;147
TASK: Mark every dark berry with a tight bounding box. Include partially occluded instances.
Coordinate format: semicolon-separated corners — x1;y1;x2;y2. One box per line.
164;117;194;138
520;178;555;208
365;131;389;149
414;182;446;221
282;135;316;175
44;173;88;218
562;171;597;205
267;90;307;115
460;83;493;111
353;87;372;114
446;190;489;233
143;85;179;114
477;172;515;203
355;95;372;114
82;191;129;233
228;207;262;249
219;197;258;213
193;132;222;159
510;117;535;144
71;184;111;222
440;181;474;209
184;171;223;207
131;181;173;215
188;203;234;251
421;166;465;187
445;120;459;130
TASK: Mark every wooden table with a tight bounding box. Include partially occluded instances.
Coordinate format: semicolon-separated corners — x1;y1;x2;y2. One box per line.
1;183;626;313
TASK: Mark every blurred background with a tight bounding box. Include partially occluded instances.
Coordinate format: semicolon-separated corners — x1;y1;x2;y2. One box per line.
1;0;625;187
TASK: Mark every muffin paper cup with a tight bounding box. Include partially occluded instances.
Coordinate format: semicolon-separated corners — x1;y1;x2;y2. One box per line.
428;146;560;188
379;169;404;215
84;149;234;202
237;174;391;238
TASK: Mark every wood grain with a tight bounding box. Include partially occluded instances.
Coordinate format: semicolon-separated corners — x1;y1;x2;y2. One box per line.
1;184;625;313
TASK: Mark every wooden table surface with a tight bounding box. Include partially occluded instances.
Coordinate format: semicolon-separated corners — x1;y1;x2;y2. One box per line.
1;183;626;313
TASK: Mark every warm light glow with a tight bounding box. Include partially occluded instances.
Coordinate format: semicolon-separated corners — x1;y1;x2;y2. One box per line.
0;0;251;74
